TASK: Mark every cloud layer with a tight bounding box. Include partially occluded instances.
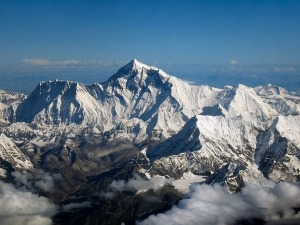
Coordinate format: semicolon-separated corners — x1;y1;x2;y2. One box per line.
22;58;118;68
12;170;61;192
138;182;300;225
0;181;57;225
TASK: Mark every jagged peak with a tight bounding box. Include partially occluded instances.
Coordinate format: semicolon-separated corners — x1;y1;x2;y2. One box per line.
233;83;250;90
108;59;170;82
264;84;288;95
117;59;152;73
130;59;151;70
38;79;76;87
36;80;88;94
219;83;252;99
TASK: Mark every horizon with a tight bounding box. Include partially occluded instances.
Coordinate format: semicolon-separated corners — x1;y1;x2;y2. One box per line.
1;60;300;95
0;58;299;95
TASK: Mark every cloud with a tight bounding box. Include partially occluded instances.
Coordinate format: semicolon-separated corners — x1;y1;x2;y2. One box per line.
23;58;50;66
110;175;171;192
229;59;239;65
22;58;117;68
0;181;57;225
99;174;173;199
12;170;61;192
62;202;92;212
12;171;32;189
138;182;300;225
274;66;296;72
34;170;61;192
56;60;80;66
23;58;80;67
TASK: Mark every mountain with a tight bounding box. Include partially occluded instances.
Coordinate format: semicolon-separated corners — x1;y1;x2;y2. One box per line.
147;113;300;184
14;59;221;138
0;90;25;126
0;59;299;225
2;59;300;183
255;84;300;116
16;80;106;125
0;133;33;173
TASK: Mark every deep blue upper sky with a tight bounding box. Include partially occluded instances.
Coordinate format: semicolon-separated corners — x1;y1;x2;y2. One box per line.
1;0;300;65
0;0;300;93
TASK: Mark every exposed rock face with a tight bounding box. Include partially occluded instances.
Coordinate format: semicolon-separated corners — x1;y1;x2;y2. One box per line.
206;162;246;192
0;59;299;225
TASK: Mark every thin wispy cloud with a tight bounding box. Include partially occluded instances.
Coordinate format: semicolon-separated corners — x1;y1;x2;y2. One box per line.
22;58;122;68
229;59;239;65
62;202;92;212
23;58;51;66
274;66;296;72
23;58;80;67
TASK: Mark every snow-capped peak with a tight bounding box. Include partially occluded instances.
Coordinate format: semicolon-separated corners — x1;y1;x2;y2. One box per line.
130;59;151;70
126;59;163;72
108;59;170;83
255;84;289;96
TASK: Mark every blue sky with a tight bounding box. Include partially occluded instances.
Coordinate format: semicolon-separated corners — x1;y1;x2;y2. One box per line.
1;0;300;65
0;0;300;92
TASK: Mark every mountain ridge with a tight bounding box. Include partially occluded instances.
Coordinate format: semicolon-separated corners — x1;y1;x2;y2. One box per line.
0;59;300;225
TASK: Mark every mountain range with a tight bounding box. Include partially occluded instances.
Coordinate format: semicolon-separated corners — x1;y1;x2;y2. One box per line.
0;59;300;225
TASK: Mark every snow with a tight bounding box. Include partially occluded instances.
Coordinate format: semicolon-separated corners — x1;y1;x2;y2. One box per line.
0;59;299;184
0;133;33;170
276;115;300;147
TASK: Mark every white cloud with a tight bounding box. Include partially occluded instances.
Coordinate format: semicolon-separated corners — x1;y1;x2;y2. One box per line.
12;171;32;189
55;60;80;66
22;58;117;68
12;170;61;192
110;175;171;192
138;182;300;225
274;66;295;72
23;58;79;67
99;174;173;199
229;59;239;65
34;170;61;192
23;58;50;66
62;201;92;212
0;181;57;225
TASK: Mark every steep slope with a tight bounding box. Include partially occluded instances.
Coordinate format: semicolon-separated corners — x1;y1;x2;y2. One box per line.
9;60;300;184
255;115;300;181
218;84;278;128
147;112;300;183
15;60;221;138
15;80;105;126
91;59;221;137
255;84;300;116
0;133;33;173
148;114;260;179
1;59;299;225
0;90;25;125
